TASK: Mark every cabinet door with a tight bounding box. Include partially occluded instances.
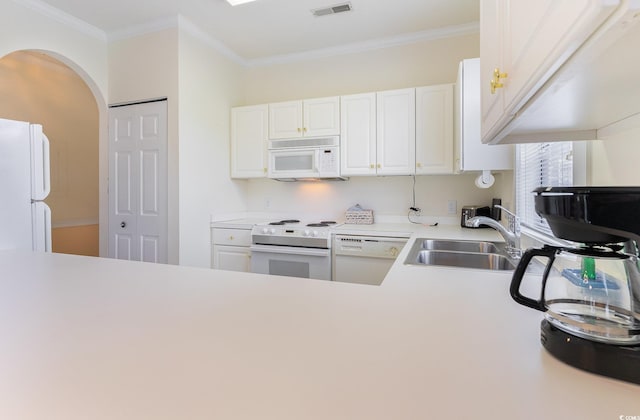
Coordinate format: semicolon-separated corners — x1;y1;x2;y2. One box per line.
502;0;618;111
212;245;251;272
231;105;268;178
481;0;621;142
269;101;303;139
457;58;513;171
303;96;340;137
416;84;453;174
480;0;506;140
376;88;416;175
340;93;377;176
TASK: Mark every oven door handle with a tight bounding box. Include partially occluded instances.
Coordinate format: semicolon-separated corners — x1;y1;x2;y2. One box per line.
250;244;329;257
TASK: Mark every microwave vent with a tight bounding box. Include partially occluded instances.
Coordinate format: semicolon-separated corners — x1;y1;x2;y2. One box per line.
312;2;352;17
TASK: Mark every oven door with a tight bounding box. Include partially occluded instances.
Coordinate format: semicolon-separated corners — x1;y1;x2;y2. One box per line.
250;244;331;281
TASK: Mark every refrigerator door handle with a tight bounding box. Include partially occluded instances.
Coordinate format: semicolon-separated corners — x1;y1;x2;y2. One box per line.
30;125;51;200
44;202;52;252
32;202;52;252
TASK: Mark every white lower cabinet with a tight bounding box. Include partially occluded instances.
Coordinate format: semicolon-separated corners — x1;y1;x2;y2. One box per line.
211;228;251;272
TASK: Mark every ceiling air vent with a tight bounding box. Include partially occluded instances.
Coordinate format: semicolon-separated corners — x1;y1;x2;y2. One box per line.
311;2;352;17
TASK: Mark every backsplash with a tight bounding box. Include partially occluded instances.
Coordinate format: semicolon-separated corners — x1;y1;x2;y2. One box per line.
245;172;513;223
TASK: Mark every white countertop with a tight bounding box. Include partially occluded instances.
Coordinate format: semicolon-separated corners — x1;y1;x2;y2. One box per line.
1;228;639;419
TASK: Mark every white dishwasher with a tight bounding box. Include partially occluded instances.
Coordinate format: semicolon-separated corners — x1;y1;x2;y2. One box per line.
333;234;408;285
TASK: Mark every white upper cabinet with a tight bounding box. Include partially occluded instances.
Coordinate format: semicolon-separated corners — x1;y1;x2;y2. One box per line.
376;88;416;176
340;93;377;176
415;84;454;174
230;105;268;178
480;0;634;144
456;58;513;172
269;96;340;139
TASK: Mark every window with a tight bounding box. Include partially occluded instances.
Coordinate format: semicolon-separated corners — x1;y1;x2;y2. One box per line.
515;141;586;235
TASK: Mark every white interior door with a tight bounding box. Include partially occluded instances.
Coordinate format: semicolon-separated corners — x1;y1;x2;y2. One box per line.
108;100;168;263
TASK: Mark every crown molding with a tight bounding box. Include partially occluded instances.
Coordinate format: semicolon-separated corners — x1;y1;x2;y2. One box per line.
177;16;247;66
245;21;479;68
11;0;106;41
10;0;478;69
107;16;179;42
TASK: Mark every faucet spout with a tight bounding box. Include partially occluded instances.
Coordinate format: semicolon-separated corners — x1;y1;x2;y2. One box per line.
466;209;521;258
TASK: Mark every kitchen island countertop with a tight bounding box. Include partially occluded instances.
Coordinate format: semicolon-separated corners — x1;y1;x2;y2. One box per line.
1;228;638;419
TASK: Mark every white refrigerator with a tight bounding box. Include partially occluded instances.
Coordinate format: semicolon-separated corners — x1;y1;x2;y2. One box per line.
0;118;52;252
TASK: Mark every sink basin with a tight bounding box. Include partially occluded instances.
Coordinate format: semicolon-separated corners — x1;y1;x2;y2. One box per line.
418;239;502;254
404;238;516;271
409;250;515;271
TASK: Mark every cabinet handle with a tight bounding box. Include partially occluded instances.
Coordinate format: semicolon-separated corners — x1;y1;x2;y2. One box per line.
229;236;234;240
370;164;374;169
263;167;267;173
297;128;301;133
303;127;307;133
377;164;381;169
490;68;508;94
417;162;422;168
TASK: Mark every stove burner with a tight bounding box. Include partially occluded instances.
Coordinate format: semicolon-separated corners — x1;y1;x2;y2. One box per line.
321;221;337;225
307;223;328;227
269;219;300;225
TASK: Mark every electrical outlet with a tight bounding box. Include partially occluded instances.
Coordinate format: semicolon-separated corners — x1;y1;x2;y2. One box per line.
447;200;457;215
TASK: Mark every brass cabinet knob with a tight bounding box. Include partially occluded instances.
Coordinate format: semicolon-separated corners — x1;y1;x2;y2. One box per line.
229;236;234;240
303;127;307;133
297;128;302;133
377;164;381;169
370;164;375;169
490;67;508;94
417;162;422;168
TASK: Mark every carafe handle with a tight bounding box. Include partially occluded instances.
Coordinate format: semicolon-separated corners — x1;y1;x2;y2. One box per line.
510;246;558;311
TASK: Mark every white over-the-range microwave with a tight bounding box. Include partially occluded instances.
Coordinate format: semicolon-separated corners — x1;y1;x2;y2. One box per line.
267;136;346;181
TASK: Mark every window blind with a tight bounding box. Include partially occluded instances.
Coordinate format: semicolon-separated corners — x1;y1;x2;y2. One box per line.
515;142;574;234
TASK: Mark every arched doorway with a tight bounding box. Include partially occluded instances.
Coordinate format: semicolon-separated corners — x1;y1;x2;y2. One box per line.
0;50;100;256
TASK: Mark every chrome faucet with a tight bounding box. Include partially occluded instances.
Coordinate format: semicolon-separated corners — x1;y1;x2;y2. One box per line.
466;205;521;258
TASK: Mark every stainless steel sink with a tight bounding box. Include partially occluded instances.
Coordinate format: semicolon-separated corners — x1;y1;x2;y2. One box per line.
418;239;502;254
404;238;516;271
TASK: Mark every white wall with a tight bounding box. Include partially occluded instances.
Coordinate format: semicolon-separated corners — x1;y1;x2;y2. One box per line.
108;28;180;264
0;0;108;100
247;173;510;222
243;34;480;103
589;127;640;185
177;28;246;268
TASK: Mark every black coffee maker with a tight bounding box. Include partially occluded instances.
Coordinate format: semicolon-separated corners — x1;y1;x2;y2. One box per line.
510;186;640;384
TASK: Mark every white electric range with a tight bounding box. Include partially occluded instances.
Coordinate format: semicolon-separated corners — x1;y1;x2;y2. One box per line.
250;219;341;281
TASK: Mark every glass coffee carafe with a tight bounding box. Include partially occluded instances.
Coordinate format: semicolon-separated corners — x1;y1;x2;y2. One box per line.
511;243;640;344
511;186;640;384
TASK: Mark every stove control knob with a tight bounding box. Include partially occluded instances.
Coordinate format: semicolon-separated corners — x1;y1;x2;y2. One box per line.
312;230;319;237
262;227;269;234
269;228;276;234
303;229;311;237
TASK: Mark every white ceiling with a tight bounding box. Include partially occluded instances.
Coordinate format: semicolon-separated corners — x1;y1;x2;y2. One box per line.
37;0;479;64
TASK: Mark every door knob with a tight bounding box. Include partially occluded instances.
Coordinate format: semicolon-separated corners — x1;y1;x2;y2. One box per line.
120;222;126;228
